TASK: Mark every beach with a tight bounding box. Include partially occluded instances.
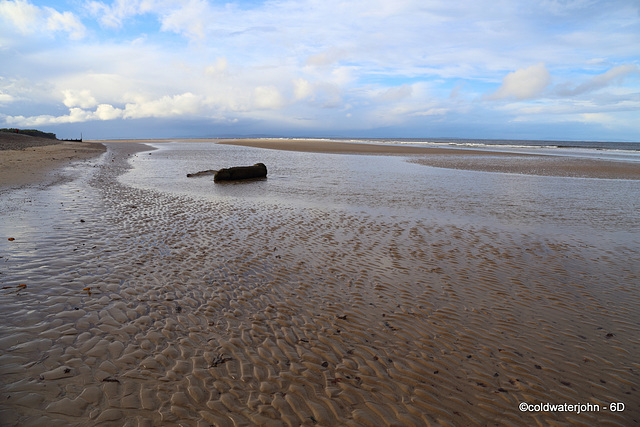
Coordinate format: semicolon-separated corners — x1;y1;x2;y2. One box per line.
1;137;639;426
0;132;106;189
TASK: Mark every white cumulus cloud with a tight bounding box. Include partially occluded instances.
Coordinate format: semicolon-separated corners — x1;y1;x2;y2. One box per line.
62;89;98;109
488;63;551;100
95;103;123;120
5;92;206;126
122;92;202;118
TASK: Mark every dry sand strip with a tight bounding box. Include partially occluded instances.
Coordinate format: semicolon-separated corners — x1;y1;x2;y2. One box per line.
0;133;106;189
219;138;640;180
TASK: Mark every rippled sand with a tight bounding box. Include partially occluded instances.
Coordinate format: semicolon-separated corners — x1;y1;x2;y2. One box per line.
0;142;639;426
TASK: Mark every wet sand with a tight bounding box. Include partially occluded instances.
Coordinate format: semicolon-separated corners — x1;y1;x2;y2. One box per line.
0;132;106;189
0;140;639;426
219;138;640;180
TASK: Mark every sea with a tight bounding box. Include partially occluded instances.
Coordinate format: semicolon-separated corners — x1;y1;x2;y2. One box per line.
346;137;640;151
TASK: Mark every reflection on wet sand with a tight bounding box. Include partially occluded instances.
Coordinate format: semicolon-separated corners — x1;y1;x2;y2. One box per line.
0;141;638;426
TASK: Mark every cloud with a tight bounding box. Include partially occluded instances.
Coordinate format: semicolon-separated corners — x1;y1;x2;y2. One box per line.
205;58;229;76
0;0;86;39
44;7;86;40
578;112;616;125
376;85;413;102
0;95;14;105
498;91;640;128
62;89;98;108
5;92;206;126
555;64;640;96
5;107;93;126
293;78;313;101
305;48;351;67
159;0;212;40
411;108;449;117
487;63;551;100
253;86;285;110
122;92;202;118
95;103;123;120
0;0;39;33
86;0;158;29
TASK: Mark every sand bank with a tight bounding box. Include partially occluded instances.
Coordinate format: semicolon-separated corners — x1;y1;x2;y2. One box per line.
219;138;640;179
0;132;106;189
1;140;638;426
409;156;640;180
218;138;517;155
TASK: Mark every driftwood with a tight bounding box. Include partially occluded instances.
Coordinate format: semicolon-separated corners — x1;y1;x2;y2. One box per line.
214;163;267;182
186;169;217;178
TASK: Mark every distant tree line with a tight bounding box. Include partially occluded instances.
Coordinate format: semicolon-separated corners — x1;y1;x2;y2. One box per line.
0;128;57;139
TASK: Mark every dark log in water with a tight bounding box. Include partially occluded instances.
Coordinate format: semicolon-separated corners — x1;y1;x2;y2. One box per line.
214;163;267;182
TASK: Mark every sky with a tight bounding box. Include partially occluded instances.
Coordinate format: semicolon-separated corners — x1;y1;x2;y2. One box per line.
0;0;639;141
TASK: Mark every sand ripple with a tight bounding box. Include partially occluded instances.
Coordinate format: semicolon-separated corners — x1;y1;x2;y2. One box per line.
0;143;638;426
